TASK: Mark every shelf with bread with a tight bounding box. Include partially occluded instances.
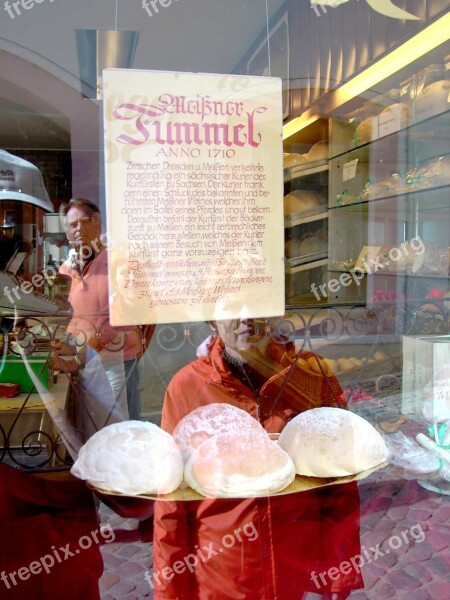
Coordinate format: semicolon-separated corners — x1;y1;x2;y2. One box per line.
326;243;450;303
285;215;328;268
283;158;328;183
329;182;450;212
283;141;329;182
283;135;330;304
330;81;450;158
327;84;450;306
329;112;450;210
327;180;450;304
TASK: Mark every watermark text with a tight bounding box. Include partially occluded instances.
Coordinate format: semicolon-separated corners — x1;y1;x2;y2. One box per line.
1;524;115;589
144;520;258;590
3;0;55;20
312;236;425;301
142;0;180;18
311;523;425;589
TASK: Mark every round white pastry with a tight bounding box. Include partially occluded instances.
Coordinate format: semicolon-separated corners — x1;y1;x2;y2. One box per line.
71;421;183;495
278;407;389;477
184;430;296;498
173;402;267;462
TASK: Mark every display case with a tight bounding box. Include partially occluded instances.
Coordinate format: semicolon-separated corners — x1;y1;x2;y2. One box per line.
283;118;330;304
327;63;450;307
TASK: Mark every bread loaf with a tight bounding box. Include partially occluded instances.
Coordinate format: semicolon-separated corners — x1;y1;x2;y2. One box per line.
278;407;389;477
184;430;295;498
307;140;328;161
71;421;184;495
173;402;266;462
284;190;321;215
284;153;308;169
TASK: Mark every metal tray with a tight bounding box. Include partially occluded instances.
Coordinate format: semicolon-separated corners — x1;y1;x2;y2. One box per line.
87;461;387;501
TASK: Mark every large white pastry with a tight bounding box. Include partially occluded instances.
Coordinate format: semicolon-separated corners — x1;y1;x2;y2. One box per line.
173;402;267;462
278;407;389;477
71;421;183;495
184;430;296;498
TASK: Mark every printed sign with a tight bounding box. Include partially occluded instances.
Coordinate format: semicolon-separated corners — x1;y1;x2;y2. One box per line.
103;69;284;325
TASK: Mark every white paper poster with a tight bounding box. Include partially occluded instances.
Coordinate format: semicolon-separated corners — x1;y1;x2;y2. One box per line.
103;69;284;325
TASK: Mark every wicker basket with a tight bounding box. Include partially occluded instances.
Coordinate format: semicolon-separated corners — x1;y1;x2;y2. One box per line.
280;351;345;408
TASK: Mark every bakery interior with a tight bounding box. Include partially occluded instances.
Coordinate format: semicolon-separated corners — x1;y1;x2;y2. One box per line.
0;1;449;599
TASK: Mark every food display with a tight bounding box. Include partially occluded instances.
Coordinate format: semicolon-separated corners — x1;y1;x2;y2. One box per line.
184;430;296;498
283;190;322;216
173;402;267;462
414;155;450;189
71;421;183;495
307;140;328;161
352;96;408;145
283;152;308;169
415;80;450;120
337;154;450;206
294;350;389;376
283;141;328;171
293;354;335;376
73;402;389;500
285;231;327;261
355;117;377;145
378;102;410;136
278;407;389;477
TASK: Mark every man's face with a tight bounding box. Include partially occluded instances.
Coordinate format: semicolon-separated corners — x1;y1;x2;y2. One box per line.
65;206;101;251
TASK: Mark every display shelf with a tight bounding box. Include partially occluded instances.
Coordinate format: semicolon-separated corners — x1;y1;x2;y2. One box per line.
283;121;330;305
331;108;450;160
283;117;329;153
329;183;450;212
284;160;328;182
285;260;329;305
328;268;450;280
286;256;328;272
284;209;328;228
327;69;450;310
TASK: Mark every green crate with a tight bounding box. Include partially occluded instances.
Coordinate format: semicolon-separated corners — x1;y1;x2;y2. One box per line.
0;354;53;394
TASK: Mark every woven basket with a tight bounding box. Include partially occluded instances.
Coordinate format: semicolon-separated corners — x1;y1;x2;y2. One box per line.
280;351;344;410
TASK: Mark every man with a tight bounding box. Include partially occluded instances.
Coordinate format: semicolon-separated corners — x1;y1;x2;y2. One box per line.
53;198;152;439
152;318;363;599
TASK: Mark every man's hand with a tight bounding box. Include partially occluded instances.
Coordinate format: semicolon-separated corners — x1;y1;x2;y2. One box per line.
50;338;85;374
49;354;79;374
51;339;77;356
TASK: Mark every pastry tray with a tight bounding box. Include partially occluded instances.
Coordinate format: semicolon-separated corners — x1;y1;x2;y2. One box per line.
87;461;387;502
